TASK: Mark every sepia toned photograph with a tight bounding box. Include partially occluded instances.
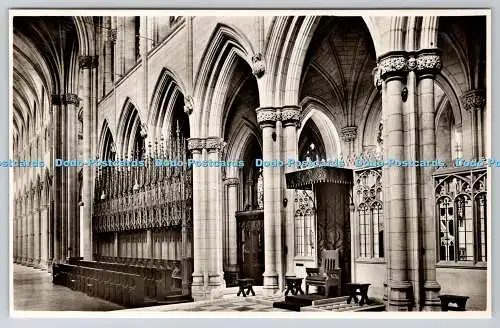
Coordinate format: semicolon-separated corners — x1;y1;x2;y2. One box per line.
9;10;490;316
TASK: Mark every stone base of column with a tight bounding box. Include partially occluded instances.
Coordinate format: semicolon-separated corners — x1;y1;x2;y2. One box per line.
47;259;53;273
422;281;442;311
387;281;413;311
262;272;279;296
27;258;34;267
207;273;226;299
191;273;227;300
191;274;206;300
40;259;49;270
34;259;42;269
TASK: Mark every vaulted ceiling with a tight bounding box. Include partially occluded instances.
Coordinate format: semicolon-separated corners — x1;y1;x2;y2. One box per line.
299;16;379;129
12;16;80;141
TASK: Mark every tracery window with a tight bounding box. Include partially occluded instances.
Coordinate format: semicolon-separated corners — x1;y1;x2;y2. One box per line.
294;189;315;258
355;168;384;259
435;169;487;263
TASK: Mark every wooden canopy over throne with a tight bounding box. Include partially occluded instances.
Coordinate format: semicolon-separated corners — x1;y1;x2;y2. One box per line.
285;166;353;296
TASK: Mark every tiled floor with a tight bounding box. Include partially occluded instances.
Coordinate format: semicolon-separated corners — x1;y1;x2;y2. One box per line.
121;295;289;312
13;264;124;311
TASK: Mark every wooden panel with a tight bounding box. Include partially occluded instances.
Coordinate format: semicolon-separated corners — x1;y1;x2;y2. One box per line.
236;210;264;286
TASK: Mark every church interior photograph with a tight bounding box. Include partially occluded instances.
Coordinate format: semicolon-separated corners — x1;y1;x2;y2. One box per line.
10;11;490;314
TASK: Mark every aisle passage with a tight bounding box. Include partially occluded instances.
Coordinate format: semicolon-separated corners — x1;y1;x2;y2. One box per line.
13;264;124;311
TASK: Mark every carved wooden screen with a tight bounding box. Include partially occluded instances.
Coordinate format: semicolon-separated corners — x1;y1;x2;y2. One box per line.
93;132;193;294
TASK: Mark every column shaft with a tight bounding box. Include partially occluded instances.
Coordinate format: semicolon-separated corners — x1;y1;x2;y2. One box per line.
257;108;279;295
206;140;225;291
189;144;205;298
79;56;97;260
224;180;239;282
52;98;62;263
420;75;441;309
282;107;300;277
380;60;412;310
66;98;79;258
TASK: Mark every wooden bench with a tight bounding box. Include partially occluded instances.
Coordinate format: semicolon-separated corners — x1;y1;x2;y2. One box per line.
76;260;172;300
439;295;469;311
55;263;145;307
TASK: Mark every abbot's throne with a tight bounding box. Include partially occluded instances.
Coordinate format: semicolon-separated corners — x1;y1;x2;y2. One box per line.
305;249;341;297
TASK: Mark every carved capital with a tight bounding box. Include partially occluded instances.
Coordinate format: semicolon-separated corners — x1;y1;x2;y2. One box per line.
256;107;278;127
187;138;206;152
461;89;486;112
79;55;98;69
224;177;240;186
281;105;301;126
184;95;194;115
414;49;442;77
63;93;80;107
251;53;265;78
377;52;408;81
341;126;358;143
205;137;226;153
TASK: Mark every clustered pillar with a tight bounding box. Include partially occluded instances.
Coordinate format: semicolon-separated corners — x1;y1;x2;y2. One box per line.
374;49;444;311
188;137;226;299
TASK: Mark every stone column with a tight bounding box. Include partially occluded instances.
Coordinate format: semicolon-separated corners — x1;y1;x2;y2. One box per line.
377;53;412;311
256;107;279;295
224;177;239;283
460;90;486;159
65;93;80;259
415;49;443;310
33;190;40;267
13;200;17;263
79;55;99;260
61;100;68;260
29;190;35;266
206;137;226;294
188;138;206;298
51;95;63;263
402;55;422;308
40;202;49;269
23;196;27;264
282;106;300;277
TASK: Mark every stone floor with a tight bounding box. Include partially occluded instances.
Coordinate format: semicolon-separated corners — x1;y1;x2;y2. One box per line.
12;264;379;313
121;293;289;312
13;264;124;311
